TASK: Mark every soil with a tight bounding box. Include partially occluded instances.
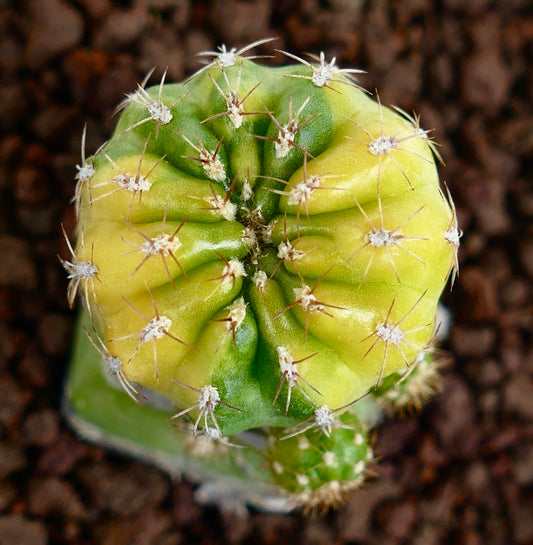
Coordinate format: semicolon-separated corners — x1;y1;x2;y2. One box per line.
1;0;532;544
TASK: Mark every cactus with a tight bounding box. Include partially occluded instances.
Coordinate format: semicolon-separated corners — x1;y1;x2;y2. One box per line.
63;39;459;512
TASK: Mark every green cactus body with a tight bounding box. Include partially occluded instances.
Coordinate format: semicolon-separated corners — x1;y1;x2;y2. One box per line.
267;411;371;510
66;43;458;509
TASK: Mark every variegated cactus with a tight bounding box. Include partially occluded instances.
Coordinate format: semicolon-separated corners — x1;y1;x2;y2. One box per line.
63;39;459;511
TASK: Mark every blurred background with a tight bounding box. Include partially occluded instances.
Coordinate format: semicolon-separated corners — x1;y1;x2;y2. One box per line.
0;1;532;544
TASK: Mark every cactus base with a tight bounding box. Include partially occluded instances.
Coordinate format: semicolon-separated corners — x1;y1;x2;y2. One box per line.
65;310;386;513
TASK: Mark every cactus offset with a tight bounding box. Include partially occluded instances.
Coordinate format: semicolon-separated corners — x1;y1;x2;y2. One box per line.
64;40;458;511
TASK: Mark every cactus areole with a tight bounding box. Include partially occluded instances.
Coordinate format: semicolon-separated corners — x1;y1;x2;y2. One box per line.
64;39;459;512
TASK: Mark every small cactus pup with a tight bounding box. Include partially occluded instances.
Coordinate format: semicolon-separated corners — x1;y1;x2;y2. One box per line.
63;39;459;513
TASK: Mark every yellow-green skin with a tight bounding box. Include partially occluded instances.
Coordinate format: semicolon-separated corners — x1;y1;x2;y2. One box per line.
76;58;455;439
